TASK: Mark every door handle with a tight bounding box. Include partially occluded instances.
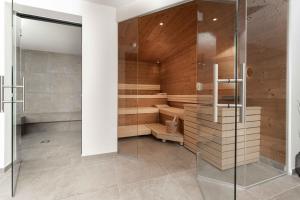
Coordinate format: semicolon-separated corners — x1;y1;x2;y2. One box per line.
212;63;246;123
0;76;25;112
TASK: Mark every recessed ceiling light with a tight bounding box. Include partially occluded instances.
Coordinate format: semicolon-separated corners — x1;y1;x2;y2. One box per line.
132;42;137;48
159;22;164;26
212;18;218;22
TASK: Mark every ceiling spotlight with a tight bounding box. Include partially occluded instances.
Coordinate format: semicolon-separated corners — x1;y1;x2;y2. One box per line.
159;22;164;26
212;18;218;22
132;42;137;48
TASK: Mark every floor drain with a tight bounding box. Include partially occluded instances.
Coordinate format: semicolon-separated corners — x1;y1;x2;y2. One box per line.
40;139;50;144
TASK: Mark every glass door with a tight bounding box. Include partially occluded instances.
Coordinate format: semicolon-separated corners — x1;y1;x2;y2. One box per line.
11;9;24;196
236;0;288;191
195;0;247;199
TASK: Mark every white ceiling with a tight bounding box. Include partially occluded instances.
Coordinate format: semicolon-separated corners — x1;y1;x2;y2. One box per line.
86;0;137;8
21;18;82;55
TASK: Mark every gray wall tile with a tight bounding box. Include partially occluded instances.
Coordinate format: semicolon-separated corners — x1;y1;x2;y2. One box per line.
23;50;82;119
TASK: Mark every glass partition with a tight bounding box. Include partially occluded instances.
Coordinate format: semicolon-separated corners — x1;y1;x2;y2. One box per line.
118;18;140;158
195;1;288;199
236;0;288;190
12;10;24;196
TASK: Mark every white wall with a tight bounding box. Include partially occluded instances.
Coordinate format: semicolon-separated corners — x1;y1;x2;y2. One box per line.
288;0;300;174
117;0;190;21
81;1;118;156
0;0;12;170
21;19;82;55
0;0;5;169
0;0;118;169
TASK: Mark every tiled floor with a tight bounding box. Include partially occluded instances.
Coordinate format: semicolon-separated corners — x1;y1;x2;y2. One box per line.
197;157;285;188
0;128;300;200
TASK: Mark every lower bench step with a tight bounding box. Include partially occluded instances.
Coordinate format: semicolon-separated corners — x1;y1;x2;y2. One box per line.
118;125;151;138
145;123;184;145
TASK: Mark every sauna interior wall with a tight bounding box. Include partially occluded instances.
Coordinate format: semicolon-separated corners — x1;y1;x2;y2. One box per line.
247;0;287;165
118;18;138;129
118;18;162;128
138;2;198;109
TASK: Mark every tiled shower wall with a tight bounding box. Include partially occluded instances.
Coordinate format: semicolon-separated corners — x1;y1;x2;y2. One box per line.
23;50;82;116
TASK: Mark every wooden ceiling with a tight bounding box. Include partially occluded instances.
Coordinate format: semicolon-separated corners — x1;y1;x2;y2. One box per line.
138;2;197;63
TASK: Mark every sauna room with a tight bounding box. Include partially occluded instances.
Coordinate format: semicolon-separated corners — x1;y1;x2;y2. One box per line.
118;0;287;188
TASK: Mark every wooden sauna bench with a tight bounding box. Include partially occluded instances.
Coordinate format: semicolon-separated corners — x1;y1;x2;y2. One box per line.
118;105;185;144
118;125;152;138
145;123;184;145
183;104;261;170
159;107;184;119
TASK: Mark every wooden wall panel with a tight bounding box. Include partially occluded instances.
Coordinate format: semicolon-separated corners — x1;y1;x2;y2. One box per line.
118;114;159;126
138;2;198;96
118;60;138;86
246;0;287;164
118;18;138;61
138;62;160;86
138;2;198;63
160;46;197;95
119;61;159;84
118;98;167;108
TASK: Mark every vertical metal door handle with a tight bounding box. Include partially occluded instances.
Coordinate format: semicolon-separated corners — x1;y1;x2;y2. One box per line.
22;77;25;112
0;76;25;112
0;76;4;112
240;63;246;123
213;64;219;122
212;63;246;123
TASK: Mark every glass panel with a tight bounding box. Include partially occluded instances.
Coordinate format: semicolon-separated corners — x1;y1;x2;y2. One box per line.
12;11;24;196
118;18;139;158
236;0;288;191
195;0;238;199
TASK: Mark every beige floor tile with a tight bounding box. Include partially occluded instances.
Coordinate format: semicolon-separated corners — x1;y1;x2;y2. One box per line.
74;186;120;200
272;186;300;200
119;175;190;200
115;156;167;185
170;170;204;200
4;129;299;200
247;175;300;200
